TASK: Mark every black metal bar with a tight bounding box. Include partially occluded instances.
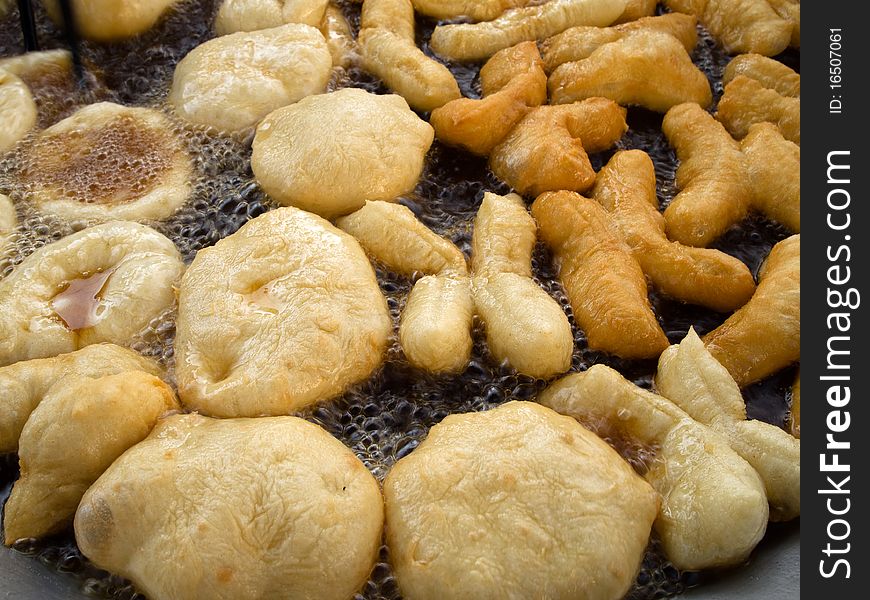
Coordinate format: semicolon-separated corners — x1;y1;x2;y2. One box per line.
55;0;86;86
16;0;39;52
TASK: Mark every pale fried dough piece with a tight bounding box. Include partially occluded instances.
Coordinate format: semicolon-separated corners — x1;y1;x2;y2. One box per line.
489;98;627;196
0;68;36;154
790;371;800;438
656;328;800;521
43;0;181;41
542;13;698;71
592;150;756;311
704;235;800;386
767;0;799;47
549;31;712;112
472;193;572;378
429;0;627;62
430;42;546;156
614;0;657;23
320;2;355;67
718;75;800;144
0;194;14;254
532;191;668;359
723;53;800;97
411;0;537;21
214;0;329;34
740;123;800;232
662;103;752;247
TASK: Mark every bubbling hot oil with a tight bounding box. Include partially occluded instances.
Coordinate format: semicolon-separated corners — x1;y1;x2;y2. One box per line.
0;1;796;599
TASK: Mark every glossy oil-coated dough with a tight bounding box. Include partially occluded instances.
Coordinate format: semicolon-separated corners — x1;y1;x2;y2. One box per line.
614;0;656;23
717;75;800;144
489;98;627;196
0;222;184;368
0;193;14;254
175;207;391;417
592;150;755;311
75;414;383;600
385;401;658;600
539;365;769;570
0;344;164;453
169;24;332;132
252;88;433;218
767;0;799;47
656;329;800;521
0;68;36;154
723;53;800;97
41;0;182;41
411;0;536;21
741;123;800;231
704;235;800;386
215;0;329;34
429;0;627;62
321;2;355;68
19;102;192;222
472;193;572;379
532;190;668;359
549;30;712;112
3;371;178;544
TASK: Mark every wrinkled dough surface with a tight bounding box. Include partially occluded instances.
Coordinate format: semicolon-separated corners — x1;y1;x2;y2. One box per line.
0;222;184;368
385;401;658;600
767;0;799;47
42;0;182;41
741;123;800;231
3;371;178;544
0;68;36;154
170;24;332;132
175;207;391;417
75;414;383;600
215;0;329;34
252;88;433;218
614;0;657;23
717;75;800;144
412;0;537;21
723;53;800;97
0;193;14;254
321;2;356;67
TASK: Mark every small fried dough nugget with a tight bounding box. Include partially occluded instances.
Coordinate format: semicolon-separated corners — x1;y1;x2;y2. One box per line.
489;97;627;196
717;75;800;144
723;53;800;97
656;328;800;521
614;0;657;23
0;68;36;154
704;235;800;386
359;0;460;112
75;414;383;600
532;191;668;359
539;364;769;570
430;42;546;156
215;0;329;34
321;2;356;68
740;123;800;231
790;371;800;438
430;0;627;62
385;401;659;600
0;344;163;454
549;30;712;112
662;103;752;247
411;0;537;21
471;193;572;378
42;0;181;41
3;372;178;544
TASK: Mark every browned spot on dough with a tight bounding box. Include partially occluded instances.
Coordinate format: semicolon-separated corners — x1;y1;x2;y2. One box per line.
216;566;234;584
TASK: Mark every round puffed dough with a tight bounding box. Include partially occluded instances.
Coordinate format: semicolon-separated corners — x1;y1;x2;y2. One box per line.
175;206;391;417
75;413;383;600
215;0;330;35
385;401;659;600
19;102;192;222
169;24;332;132
41;0;181;41
0;68;36;154
252;88;434;219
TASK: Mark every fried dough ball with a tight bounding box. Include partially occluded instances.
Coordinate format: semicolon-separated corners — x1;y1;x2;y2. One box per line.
3;372;178;544
75;414;383;600
337;201;473;373
717;75;800;144
321;2;356;68
215;0;329;34
614;0;657;23
549;30;712;112
430;42;546;156
704;235;800;386
539;365;769;570
723;53;800;97
662;0;792;56
175;207;391;417
489;97;627;196
429;0;627;62
0;344;163;453
0;194;14;254
542;13;698;72
252;89;433;218
0;222;184;368
532;191;668;359
169;24;332;132
471;193;572;378
790;371;800;438
656;329;800;521
411;0;537;21
18;102;192;222
0;68;36;154
740;123;800;231
592;150;755;311
359;0;460;112
385;401;659;600
662;102;752;247
767;0;799;47
41;0;181;41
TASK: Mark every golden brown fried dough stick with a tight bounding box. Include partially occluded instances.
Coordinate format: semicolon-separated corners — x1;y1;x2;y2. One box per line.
429;0;627;62
471;193;573;379
489;98;627;197
767;0;799;47
741;123;800;232
790;371;800;438
614;0;657;23
549;31;712;112
532;191;668;359
321;2;356;68
592;150;755;311
411;0;537;21
430;42;547;156
704;235;800;386
662;103;752;247
723;53;800;97
718;75;800;144
542;13;699;72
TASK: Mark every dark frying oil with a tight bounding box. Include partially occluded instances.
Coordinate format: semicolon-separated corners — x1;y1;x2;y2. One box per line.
0;1;797;599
